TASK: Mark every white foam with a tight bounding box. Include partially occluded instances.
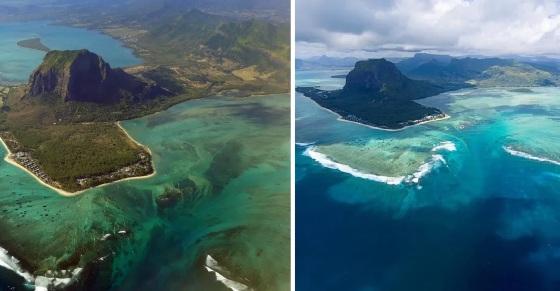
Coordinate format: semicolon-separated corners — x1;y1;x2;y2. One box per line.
404;155;446;184
304;147;447;185
296;142;315;147
0;246;34;282
0;246;82;291
303;147;405;185
432;141;457;152
503;146;560;166
205;255;251;291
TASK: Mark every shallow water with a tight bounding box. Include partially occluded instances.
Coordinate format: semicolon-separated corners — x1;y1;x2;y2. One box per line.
0;21;289;290
296;69;560;290
0;21;140;84
0;94;290;290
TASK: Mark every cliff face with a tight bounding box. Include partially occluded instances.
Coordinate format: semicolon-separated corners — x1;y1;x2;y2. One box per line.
342;59;445;101
28;49;168;103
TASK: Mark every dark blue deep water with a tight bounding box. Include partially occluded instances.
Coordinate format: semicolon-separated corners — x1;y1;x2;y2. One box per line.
296;70;560;291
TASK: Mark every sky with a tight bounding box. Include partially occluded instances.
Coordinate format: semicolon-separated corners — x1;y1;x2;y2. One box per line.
296;0;560;58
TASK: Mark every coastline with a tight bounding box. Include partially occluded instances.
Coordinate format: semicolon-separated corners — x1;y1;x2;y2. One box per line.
0;123;157;197
305;95;450;131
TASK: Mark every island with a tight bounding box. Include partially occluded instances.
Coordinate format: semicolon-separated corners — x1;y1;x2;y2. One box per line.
0;49;172;194
296;58;449;130
17;37;50;52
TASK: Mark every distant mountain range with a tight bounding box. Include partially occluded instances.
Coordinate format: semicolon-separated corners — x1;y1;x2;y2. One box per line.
143;9;289;71
398;53;560;87
0;0;289;22
298;53;560;88
297;53;560;129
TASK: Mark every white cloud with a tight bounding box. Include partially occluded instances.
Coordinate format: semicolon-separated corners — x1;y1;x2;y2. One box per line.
296;0;560;57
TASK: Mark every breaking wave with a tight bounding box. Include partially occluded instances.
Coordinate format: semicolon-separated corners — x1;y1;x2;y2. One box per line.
503;146;560;166
432;141;457;152
0;246;82;291
303;146;448;185
205;255;251;291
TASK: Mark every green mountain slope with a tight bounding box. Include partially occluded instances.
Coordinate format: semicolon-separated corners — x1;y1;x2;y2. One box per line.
471;64;560;87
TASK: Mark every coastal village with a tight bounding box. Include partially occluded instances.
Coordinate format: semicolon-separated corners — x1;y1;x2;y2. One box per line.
0;131;153;193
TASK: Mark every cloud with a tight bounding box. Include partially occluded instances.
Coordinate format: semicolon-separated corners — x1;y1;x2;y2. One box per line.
296;0;560;57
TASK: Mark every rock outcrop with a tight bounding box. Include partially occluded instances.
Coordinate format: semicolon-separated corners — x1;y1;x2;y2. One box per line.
296;59;449;129
342;59;445;101
27;49;168;103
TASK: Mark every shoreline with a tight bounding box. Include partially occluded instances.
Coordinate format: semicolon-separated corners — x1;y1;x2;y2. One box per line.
304;96;450;131
0;123;157;197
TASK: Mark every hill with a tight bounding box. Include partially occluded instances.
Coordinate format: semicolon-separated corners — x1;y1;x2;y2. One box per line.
471;64;559;87
396;53;453;74
297;59;448;130
0;51;182;192
28;50;169;103
397;54;560;88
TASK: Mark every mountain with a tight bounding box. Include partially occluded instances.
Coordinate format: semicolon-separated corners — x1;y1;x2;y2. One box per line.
342;59;445;100
406;57;514;84
396;53;453;74
296;59;449;130
140;9;289;72
472;63;559;87
4;0;289;21
28;50;168;103
395;53;560;88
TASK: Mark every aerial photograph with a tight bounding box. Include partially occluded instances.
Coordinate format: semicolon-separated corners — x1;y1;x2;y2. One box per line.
0;0;290;290
296;0;560;290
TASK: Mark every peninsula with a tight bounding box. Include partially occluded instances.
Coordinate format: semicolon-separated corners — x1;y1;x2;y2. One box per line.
17;37;50;52
296;59;449;130
0;49;170;193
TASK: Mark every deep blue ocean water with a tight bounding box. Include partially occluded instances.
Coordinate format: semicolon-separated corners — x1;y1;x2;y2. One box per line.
296;69;560;291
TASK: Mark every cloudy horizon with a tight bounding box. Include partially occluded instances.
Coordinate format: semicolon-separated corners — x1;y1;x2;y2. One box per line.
296;0;560;59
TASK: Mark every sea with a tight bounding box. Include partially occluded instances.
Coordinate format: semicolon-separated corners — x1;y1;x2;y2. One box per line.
296;68;560;291
0;21;290;291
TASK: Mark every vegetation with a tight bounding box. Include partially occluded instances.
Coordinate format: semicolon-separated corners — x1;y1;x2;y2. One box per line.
473;64;559;87
396;53;560;88
0;5;290;193
16;37;50;52
9;123;144;191
36;50;83;71
296;59;448;129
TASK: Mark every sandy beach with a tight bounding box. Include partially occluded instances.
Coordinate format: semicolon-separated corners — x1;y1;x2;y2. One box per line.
305;96;450;131
0;123;157;197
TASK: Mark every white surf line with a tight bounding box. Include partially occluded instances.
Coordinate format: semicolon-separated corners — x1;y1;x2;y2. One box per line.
204;255;251;291
303;147;405;185
0;246;82;291
295;142;316;147
432;141;457;152
503;146;560;166
0;247;34;282
303;142;454;185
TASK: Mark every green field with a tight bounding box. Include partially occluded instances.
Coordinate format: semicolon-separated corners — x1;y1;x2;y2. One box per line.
10;123;144;191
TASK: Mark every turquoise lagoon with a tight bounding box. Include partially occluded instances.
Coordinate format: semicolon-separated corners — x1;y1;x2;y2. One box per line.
0;21;140;84
0;22;289;291
296;69;560;290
